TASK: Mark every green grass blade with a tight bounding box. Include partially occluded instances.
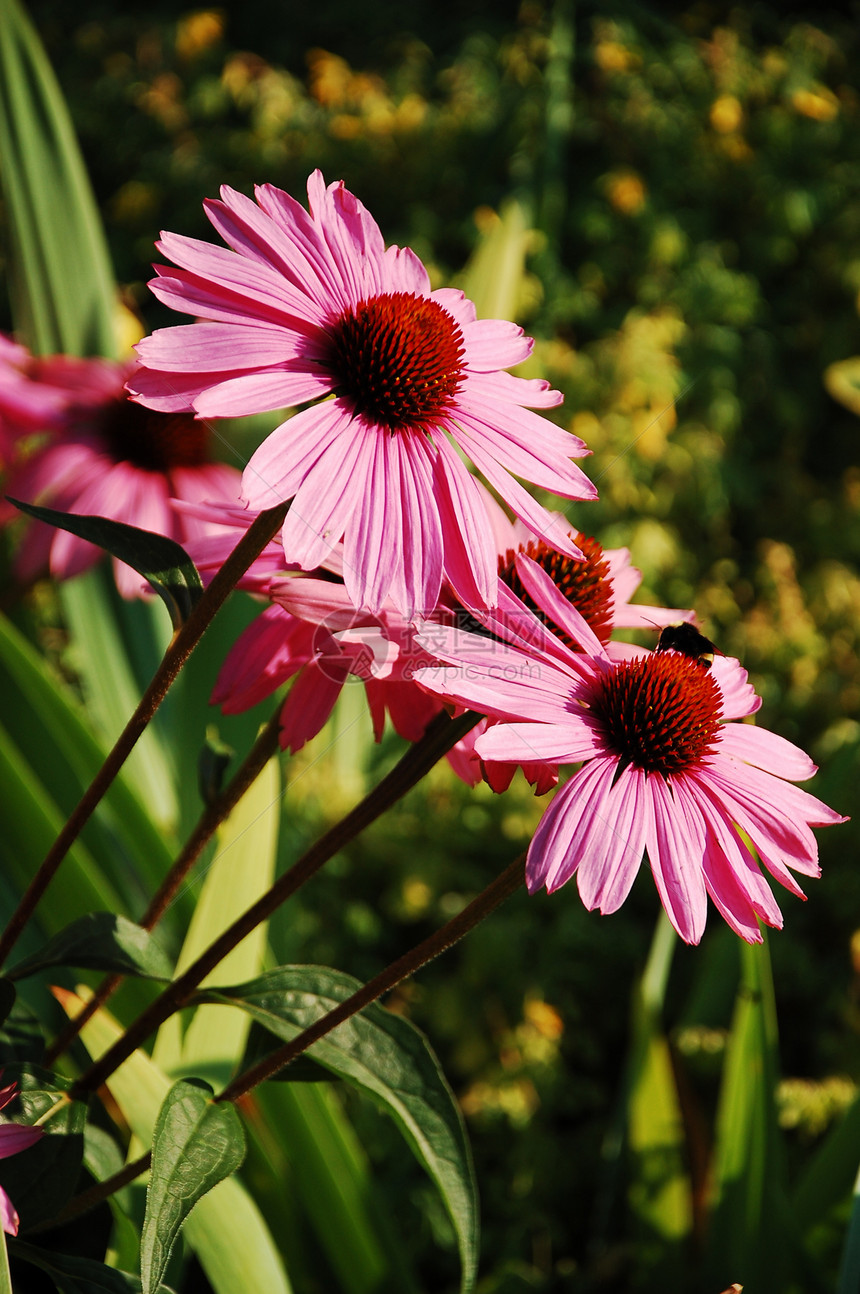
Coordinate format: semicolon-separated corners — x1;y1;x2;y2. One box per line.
705;936;793;1290
59;570;179;830
625;915;691;1287
0;0;117;355
151;755;281;1088
0;610;177;913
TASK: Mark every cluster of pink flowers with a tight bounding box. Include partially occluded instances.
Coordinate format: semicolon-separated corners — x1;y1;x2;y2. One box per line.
1;170;846;944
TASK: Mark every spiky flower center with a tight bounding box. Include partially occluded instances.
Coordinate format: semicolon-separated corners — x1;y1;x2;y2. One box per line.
590;652;723;776
329;292;465;432
498;533;615;646
100;400;211;472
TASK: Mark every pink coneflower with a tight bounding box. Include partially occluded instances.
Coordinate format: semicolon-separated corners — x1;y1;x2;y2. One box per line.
416;560;847;944
448;504;695;792
3;353;242;598
0;1071;44;1235
128;170;597;617
0;334;69;463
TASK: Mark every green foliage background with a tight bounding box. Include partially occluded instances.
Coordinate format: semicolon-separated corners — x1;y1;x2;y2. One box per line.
3;2;860;1290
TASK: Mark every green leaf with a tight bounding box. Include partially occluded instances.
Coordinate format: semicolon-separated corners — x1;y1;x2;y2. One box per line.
624;915;691;1286
56;987;293;1294
0;608;177;912
0;0;117;356
824;356;860;416
9;1241;177;1294
141;1079;246;1294
6;913;173;983
0;1067;86;1229
9;499;204;630
793;1091;860;1232
195;965;479;1294
837;1167;860;1294
704;937;793;1289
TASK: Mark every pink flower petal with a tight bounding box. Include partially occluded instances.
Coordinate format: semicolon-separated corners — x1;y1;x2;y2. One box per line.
278;659;349;753
645;774;708;944
461;318;533;372
242;401;350;510
717;723;817;782
432;437;498;611
475;718;603;766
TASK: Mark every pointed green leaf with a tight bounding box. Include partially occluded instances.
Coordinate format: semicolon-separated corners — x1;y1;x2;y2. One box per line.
705;937;793;1289
0;1068;86;1229
141;1079;246;1294
793;1091;860;1232
625;916;691;1286
0;609;177;907
837;1165;860;1294
195;965;479;1294
56;987;293;1294
9;1241;177;1294
9;500;203;630
7;913;173;982
0;0;117;356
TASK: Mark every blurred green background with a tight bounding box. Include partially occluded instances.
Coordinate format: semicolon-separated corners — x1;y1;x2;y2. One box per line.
4;2;860;1290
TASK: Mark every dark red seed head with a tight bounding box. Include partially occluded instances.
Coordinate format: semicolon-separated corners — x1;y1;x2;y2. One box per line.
328;292;465;432
590;651;723;776
498;533;615;647
99;399;212;472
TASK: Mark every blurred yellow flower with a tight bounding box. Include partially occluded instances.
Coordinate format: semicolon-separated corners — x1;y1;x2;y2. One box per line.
710;94;744;134
176;10;224;61
604;170;646;215
791;85;839;121
594;40;635;73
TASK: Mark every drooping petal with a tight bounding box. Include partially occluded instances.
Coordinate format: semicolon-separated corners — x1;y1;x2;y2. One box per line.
645;774;708;944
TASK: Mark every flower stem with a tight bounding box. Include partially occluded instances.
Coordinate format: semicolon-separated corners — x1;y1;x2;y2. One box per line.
68;709;481;1099
44;709;284;1065
45;851;524;1226
217;853;526;1104
0;501;289;970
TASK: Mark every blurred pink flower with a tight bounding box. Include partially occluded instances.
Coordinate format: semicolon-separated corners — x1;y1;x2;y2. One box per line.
0;1072;44;1236
3;352;242;598
128;170;597;617
0;334;68;462
416;558;847;944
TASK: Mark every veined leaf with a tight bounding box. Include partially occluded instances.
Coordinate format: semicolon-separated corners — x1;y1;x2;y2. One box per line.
141;1079;245;1294
9;1241;177;1294
9;500;204;631
7;913;172;983
0;1066;85;1230
195;964;479;1294
54;987;293;1294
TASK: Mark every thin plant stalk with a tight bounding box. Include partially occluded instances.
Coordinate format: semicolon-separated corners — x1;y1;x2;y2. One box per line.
44;708;284;1064
46;853;524;1228
69;708;481;1099
0;500;289;968
217;852;526;1102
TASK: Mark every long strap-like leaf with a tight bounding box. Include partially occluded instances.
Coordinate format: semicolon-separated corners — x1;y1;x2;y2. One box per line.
0;0;117;356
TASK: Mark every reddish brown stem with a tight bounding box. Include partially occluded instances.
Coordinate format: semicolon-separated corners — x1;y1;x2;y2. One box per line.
44;710;284;1065
0;501;289;969
44;853;524;1226
68;709;481;1100
217;853;525;1103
